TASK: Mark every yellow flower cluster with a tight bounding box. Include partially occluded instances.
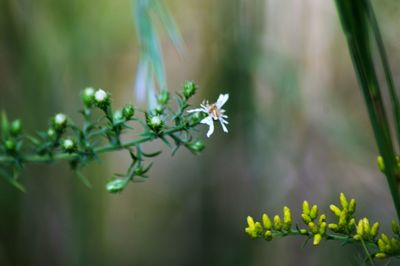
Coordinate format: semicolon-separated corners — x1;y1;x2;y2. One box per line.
244;193;400;261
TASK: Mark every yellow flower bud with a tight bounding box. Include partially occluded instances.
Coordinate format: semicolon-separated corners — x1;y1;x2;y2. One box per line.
348;199;356;214
375;252;386;259
377;156;385;172
391;238;400;250
313;234;322;246
319;222;327;235
370;222;379;238
308;222;318;234
299;229;308;235
362;218;370;235
377;239;385;251
302;201;310;215
301;214;312;224
273;215;282;231
353;234;361;241
262;214;272;230
338;210;348;228
247;216;255;227
310;205;318;220
264;230;273;241
357;220;364;237
318;214;327;225
381;234;390;245
339;193;348;209
392;220;400;235
330;204;341;217
328;223;339;232
283;206;292;230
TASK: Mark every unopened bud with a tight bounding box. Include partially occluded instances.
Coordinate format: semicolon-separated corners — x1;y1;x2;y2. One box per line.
157;90;170;105
182;81;197;99
10;120;22;136
82;87;95;106
273;215;282;231
262;214;272;230
313;234;322;246
106;178;129;194
122;105;135;120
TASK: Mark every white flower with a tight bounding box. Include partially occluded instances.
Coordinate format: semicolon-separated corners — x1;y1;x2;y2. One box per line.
54;113;67;126
188;93;229;138
94;89;108;103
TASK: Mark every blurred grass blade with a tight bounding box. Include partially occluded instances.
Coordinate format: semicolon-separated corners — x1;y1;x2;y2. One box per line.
335;0;400;220
133;0;184;108
364;0;400;145
0;168;26;192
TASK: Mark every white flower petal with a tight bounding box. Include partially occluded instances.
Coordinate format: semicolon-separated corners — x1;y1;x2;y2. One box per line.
216;94;229;109
220;119;228;133
206;120;215;137
188;107;207;113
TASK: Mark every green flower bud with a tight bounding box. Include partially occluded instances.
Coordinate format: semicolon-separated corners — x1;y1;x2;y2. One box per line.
10;119;22;136
313;234;322;246
82;87;95;106
122;105;135;120
47;128;56;138
94;89;110;110
348;218;356;232
310;205;318;220
157;90;170;105
375;253;386;259
62;138;76;153
302;201;310;215
370;222;379;238
348;198;356;214
147;115;164;133
377;156;385;172
188;140;206;153
262;214;272;230
182;81;197;99
52;113;67;131
329;204;341;217
264;230;273;241
190;111;206;124
339;193;348;209
301;214;312;224
106;178;129;194
283;206;292;230
273;215;282;231
391;220;400;235
4;139;16;152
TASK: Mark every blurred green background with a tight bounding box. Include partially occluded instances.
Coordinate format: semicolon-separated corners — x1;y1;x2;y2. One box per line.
0;0;399;265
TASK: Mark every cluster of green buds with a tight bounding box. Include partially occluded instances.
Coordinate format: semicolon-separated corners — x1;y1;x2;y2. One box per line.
244;193;400;262
0;81;217;192
245;206;292;241
374;221;400;259
301;201;327;245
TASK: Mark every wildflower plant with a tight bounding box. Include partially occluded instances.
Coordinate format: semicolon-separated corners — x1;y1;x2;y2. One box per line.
0;81;228;193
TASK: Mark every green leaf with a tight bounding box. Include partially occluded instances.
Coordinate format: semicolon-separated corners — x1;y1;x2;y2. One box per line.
1;111;9;139
75;170;92;189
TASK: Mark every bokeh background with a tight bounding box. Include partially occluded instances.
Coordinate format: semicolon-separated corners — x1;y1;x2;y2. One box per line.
0;0;399;265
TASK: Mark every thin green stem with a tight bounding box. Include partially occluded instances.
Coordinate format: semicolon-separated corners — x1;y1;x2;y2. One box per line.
0;124;191;164
361;238;376;266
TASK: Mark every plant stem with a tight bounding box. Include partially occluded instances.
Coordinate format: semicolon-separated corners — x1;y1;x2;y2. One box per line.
0;124;190;164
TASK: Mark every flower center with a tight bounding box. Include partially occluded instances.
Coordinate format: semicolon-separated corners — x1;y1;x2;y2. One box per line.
208;104;220;119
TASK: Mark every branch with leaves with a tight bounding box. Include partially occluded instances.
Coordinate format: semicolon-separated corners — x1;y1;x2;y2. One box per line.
0;81;228;193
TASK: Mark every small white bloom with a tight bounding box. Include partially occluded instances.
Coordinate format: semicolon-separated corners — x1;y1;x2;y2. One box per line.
150;116;161;127
95;89;108;103
54;113;67;126
188;93;229;138
63;139;74;150
84;87;95;97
